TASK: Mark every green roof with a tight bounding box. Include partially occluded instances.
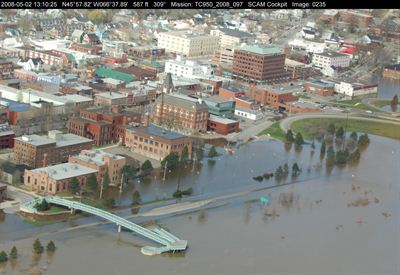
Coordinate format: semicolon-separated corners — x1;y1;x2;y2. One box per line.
95;67;135;83
65;53;76;62
240;45;282;55
143;60;163;68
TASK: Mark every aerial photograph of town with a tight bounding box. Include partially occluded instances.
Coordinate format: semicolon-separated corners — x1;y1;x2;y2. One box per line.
0;7;399;275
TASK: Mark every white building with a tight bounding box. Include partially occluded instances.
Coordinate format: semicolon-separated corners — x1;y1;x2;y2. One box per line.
234;107;263;121
312;51;351;69
157;30;219;57
288;39;326;54
334;81;378;98
165;56;215;79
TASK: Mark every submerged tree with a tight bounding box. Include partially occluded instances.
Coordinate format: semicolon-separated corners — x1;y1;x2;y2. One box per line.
46;241;56;252
33;239;44;254
208;146;218;158
292;162;301;177
286;130;294;142
9;246;17;259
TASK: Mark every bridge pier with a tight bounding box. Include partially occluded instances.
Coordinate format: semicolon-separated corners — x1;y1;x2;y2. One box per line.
70;208;75;214
118;225;121;233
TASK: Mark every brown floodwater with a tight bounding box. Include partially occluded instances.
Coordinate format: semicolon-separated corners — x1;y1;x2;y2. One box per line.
0;134;399;274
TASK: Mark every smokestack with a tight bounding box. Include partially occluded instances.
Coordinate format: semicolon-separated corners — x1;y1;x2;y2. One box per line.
143;112;150;127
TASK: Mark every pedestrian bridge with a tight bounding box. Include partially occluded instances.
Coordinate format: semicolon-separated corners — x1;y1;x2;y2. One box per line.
20;196;187;256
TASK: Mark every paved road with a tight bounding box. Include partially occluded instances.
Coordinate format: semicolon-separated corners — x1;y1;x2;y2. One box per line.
279;113;400;132
227;119;274;142
1;185;39;213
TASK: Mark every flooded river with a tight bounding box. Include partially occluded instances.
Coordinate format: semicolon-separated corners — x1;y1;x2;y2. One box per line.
1;133;399;274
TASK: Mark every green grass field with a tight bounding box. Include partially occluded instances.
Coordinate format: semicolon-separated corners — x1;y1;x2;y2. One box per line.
291;118;400;140
371;99;391;107
258;122;286;141
334;99;380;112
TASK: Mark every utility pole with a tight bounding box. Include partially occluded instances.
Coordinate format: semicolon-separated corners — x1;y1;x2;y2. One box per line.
119;173;124;193
162;161;168;181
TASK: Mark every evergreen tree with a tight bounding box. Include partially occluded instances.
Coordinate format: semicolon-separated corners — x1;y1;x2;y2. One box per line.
292;162;301;177
131;191;141;205
350;131;358;142
349;148;361;162
326;146;336;167
181;146;189;162
311;140;316;150
275;166;284;180
336;149;349;165
320;140;326;158
336;126;345;139
327;123;336;136
105;198;115;209
283;163;289;177
294;132;304;146
161;152;180;170
286;130;294;142
208;146;218;158
9;246;17;259
0;251;7;262
46;241;56;252
121;165;136;184
87;174;98;191
33;239;44;254
102;171;111;189
34;199;50;212
141;160;154;175
69;177;80;194
391;94;398;107
358;133;370;146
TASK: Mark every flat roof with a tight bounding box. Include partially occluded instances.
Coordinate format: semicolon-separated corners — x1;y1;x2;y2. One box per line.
219;28;255;39
96;92;126;100
15;132;92;147
239;44;282;55
31;163;97;181
308;80;335;87
72;149;125;166
209;114;238;124
316;51;349;58
127;124;187;140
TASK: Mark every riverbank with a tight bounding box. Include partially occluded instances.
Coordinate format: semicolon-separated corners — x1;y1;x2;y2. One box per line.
291;118;400;140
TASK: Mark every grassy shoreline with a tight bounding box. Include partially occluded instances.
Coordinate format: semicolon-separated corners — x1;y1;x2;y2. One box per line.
257;122;286;141
290;118;400;140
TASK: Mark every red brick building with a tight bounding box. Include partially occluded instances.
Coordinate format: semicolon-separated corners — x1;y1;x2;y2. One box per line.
0;61;14;80
304;80;335;96
207;115;239;135
218;86;245;100
248;86;299;107
0;124;15;149
0;183;6;203
233;45;288;83
67;106;141;145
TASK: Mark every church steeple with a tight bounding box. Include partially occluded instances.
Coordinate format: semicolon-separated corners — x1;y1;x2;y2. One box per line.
163;72;174;94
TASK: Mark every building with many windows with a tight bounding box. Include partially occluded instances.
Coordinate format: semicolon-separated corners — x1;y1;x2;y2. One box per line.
125;124;193;161
312;51;351;69
165;56;215;79
152;93;209;134
232;45;288;82
157;31;219;57
13;130;93;168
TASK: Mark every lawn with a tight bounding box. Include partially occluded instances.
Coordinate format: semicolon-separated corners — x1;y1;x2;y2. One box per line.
334;99;380;112
44;205;70;214
291;118;400;140
258;122;286;141
371;99;391;107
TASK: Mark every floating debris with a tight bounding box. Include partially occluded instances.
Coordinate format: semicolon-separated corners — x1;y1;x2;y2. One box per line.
356;218;365;224
374;197;380;204
382;212;391;218
349;198;370;207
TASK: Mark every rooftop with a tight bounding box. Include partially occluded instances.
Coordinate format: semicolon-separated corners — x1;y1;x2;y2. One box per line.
96;92;127;100
208;114;238;125
219;28;255;39
308;80;335;87
156;93;208;111
72;149;125;166
127;124;187;140
15;131;92;147
0;123;14;137
31;163;97;181
316;51;349;58
95;67;135;83
239;44;282;55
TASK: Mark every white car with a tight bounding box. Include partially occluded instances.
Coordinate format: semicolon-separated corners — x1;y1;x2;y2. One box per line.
365;110;373;114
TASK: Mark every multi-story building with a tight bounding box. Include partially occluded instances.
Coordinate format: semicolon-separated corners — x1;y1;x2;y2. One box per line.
304;80;335;96
152;93;209;134
232;45;288;83
67;106;141;145
207;115;239;135
13;130;93;168
0;183;7;203
24;162;97;194
165;56;215;79
210;28;256;64
312;51;351;69
334;80;378;98
339;10;373;28
157;31;219;57
248;86;299;107
26;49;64;66
125;124;193;161
95;92;128;106
0;61;14;80
69;149;126;185
218;86;245;100
285;58;315;80
201;96;236;118
0;124;15;149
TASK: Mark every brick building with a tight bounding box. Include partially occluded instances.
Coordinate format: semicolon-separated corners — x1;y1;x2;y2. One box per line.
0;124;15;149
0;61;14;80
304;80;335;96
218;86;245;100
207;115;239;135
13;130;93;168
248;86;299;107
0;183;6;203
125;124;193;161
95;92;128;106
69;149;126;185
232;45;288;83
153;93;209;134
24;163;97;194
67;106;141;145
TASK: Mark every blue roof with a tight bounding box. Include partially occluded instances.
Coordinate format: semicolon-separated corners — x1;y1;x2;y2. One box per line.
129;124;186;140
0;97;30;112
222;86;242;94
309;80;335;88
